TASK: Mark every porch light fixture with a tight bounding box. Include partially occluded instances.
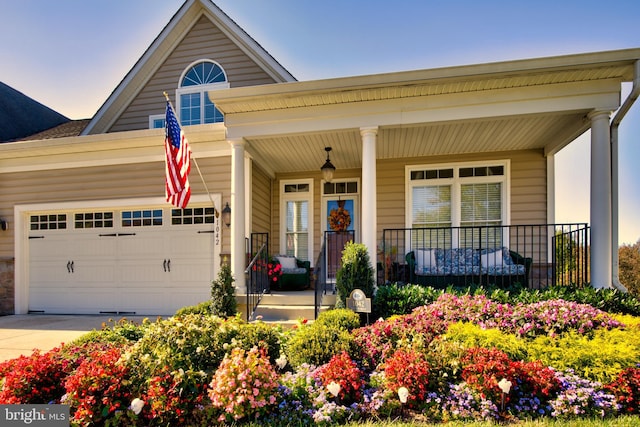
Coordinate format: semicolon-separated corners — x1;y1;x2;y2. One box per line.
320;146;336;182
221;203;231;227
0;219;7;231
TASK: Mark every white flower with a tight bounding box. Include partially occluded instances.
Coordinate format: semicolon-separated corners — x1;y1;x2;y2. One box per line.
498;378;512;394
276;354;287;370
397;386;409;404
130;398;144;415
327;381;341;397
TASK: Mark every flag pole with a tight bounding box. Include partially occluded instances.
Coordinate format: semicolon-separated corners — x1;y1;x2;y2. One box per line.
163;92;219;218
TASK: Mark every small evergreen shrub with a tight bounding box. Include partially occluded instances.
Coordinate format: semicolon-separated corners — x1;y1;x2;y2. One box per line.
210;262;237;317
336;242;375;308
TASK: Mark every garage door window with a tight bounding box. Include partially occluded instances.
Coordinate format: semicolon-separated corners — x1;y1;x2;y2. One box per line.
30;214;67;230
74;212;114;229
171;207;216;225
122;210;163;227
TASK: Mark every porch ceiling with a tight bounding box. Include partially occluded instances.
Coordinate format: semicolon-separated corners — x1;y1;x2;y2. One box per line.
244;111;588;174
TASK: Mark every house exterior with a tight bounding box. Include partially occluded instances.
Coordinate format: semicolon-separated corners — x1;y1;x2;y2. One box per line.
0;0;638;316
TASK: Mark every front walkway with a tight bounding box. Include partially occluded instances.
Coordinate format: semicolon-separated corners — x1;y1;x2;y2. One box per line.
0;314;147;362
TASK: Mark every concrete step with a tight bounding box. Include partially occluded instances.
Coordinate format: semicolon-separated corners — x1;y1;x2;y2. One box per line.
236;290;336;323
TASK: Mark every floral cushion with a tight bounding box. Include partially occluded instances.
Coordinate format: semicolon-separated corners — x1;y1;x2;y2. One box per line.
414;247;520;276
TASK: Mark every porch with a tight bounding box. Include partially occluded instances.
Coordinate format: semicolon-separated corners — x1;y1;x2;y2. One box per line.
242;223;590;321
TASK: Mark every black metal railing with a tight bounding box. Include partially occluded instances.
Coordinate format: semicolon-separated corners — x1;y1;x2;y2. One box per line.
314;230;355;318
314;238;327;320
245;232;269;321
552;226;590;286
381;223;589;289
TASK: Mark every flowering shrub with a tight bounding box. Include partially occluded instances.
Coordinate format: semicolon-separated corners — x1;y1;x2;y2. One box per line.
145;366;210;425
442;382;500;421
316;351;365;404
267;260;283;284
460;347;560;417
4;292;640;425
0;346;70;404
460;347;516;403
351;312;448;370
381;349;431;409
550;369;619;418
64;345;132;425
208;346;279;423
605;366;640;414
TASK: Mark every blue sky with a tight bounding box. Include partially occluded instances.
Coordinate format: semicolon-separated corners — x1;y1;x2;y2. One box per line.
2;0;639;244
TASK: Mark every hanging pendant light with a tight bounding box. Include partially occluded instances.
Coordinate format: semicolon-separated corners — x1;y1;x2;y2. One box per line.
320;147;336;182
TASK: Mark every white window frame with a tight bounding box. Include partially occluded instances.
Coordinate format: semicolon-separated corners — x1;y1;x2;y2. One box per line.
280;179;314;263
406;160;510;246
149;114;165;129
176;60;229;126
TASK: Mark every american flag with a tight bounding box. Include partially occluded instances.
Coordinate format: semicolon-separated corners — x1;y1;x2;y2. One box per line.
164;101;191;209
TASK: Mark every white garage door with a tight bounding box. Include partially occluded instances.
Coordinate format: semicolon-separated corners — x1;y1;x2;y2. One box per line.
28;206;220;315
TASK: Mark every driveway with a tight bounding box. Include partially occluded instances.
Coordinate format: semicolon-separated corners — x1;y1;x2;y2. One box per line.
0;314;148;362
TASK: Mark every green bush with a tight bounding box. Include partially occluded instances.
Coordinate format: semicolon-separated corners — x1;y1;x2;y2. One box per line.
314;308;361;331
443;321;528;361
373;283;444;318
235;321;284;364
175;300;214;316
124;314;244;380
526;327;640;383
336;242;375;308
70;317;150;346
284;322;353;368
210;262;237;317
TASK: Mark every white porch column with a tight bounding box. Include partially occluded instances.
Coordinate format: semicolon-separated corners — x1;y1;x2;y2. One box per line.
360;126;378;271
589;111;612;289
229;138;246;293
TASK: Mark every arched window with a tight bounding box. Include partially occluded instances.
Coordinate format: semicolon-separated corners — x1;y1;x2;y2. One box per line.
177;60;228;125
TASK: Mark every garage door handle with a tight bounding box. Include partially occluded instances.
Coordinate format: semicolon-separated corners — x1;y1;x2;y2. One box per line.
167;259;171;272
163;259;167;272
67;260;74;273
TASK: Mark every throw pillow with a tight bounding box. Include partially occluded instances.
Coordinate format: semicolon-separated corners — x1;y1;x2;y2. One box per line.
276;256;297;269
415;249;436;269
481;249;503;269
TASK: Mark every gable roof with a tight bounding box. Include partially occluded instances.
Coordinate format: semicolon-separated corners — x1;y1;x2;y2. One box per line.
82;0;295;135
0;82;69;142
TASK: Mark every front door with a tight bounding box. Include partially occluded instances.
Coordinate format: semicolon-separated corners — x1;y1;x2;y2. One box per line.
322;180;359;283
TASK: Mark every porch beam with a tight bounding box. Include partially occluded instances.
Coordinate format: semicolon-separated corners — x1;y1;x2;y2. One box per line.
222;80;620;139
360;126;378;272
589;110;612;289
229;138;247;293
